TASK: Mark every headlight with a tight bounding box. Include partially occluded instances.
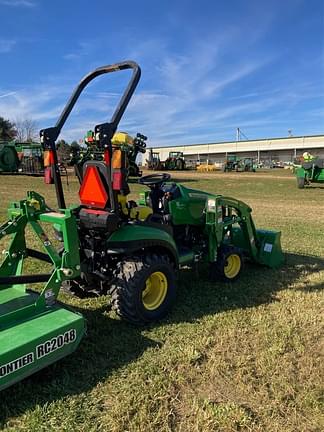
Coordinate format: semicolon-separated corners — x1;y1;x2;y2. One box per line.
207;198;216;211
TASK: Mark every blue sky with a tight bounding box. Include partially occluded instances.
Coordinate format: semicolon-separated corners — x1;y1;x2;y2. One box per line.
0;0;323;146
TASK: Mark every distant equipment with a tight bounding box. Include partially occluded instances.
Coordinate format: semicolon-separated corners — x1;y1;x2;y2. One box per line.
293;154;324;188
146;150;186;171
0;141;44;175
223;155;256;173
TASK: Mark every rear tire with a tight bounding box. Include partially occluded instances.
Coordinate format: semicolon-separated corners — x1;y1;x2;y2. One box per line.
176;159;184;170
209;245;243;282
297;177;305;189
109;254;176;324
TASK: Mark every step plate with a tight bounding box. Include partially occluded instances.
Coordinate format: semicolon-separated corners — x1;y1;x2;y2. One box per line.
0;305;85;391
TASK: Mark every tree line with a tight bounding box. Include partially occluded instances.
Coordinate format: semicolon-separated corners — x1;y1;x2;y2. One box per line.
0;116;80;160
0;115;39;142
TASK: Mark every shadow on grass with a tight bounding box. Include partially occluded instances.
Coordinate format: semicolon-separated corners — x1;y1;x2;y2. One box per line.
0;252;323;424
168;252;324;324
0;310;159;426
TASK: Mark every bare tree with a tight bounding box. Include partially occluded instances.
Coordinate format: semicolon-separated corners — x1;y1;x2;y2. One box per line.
0;117;16;140
15;118;38;142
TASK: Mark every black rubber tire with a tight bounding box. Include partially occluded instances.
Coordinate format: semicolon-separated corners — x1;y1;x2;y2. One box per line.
297;177;305;189
176;159;184;170
109;254;176;324
209;245;243;282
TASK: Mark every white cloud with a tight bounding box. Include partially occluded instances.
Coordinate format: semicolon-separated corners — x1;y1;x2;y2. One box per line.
0;91;17;99
0;0;36;7
0;31;322;146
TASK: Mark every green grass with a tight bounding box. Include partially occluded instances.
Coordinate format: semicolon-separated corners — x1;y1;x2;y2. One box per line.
0;169;323;431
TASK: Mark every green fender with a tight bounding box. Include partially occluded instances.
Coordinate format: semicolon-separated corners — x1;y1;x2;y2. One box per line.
107;223;179;265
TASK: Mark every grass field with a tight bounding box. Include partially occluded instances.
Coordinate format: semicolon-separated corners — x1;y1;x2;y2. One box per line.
0;169;323;431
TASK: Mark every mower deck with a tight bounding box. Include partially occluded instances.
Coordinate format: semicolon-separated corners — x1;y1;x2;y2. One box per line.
0;286;38;317
0;287;85;392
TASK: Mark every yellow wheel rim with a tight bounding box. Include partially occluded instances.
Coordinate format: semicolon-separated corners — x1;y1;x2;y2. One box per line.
142;271;168;310
224;254;241;279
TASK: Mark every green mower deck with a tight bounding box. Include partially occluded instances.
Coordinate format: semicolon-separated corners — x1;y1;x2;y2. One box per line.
0;292;84;392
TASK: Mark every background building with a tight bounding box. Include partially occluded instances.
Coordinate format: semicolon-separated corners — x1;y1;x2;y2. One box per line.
145;134;324;165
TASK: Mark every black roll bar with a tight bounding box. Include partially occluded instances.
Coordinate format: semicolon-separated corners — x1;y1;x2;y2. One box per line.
40;60;141;209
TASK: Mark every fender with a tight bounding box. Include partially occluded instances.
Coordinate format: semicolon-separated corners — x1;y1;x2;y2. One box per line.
107;223;179;266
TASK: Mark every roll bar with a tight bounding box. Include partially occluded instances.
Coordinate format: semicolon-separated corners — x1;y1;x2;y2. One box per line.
40;60;141;209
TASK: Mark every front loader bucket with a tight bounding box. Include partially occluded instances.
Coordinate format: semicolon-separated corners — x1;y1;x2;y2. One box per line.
255;229;284;268
0;285;85;391
0;191;86;391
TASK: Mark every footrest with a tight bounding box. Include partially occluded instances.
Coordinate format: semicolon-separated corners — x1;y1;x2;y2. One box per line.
0;305;85;391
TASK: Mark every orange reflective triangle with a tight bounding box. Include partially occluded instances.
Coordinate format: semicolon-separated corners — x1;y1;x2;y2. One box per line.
79;166;108;208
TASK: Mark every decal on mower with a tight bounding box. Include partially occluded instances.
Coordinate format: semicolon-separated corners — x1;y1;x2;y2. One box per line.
0;352;34;379
36;329;77;359
0;329;78;382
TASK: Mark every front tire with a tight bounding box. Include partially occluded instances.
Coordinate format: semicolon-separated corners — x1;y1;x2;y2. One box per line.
176;159;184;170
109;254;176;324
209;245;243;282
297;177;305;189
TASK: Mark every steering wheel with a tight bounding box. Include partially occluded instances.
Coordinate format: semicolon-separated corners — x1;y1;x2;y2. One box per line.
138;173;171;186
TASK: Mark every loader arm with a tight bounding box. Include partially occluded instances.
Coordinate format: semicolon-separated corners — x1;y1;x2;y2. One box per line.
205;195;284;267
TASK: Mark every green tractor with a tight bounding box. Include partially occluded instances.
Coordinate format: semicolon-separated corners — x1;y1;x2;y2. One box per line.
0;61;284;391
223;155;256;172
294;157;324;188
0;141;44;175
237;157;256;172
164;152;186;170
0;141;19;172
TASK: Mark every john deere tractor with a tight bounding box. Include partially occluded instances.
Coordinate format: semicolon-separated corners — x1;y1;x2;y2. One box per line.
164;152;186;170
0;61;284;391
223;155;256;172
293;156;324;188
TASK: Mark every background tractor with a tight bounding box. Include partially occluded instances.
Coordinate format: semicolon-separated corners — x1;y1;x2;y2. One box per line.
223;155;256;172
0;60;284;391
146;151;186;171
146;149;162;170
0;141;44;175
164;151;186;170
293;156;324;188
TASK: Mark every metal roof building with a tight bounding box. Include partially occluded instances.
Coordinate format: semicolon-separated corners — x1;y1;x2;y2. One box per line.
146;134;324;164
